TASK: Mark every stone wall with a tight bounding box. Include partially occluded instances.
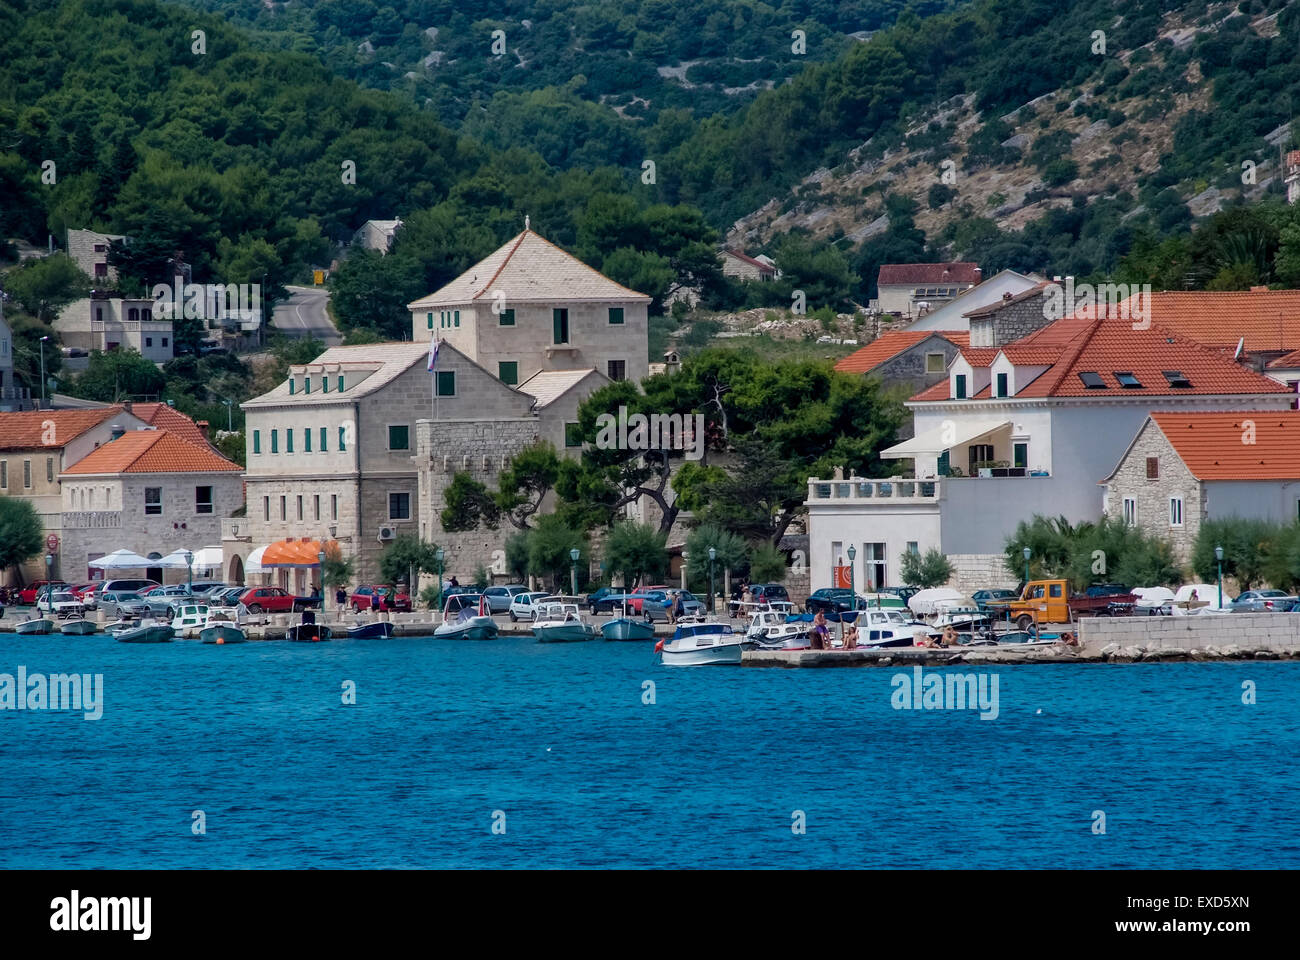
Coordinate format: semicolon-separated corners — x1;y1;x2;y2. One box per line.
1101;419;1201;563
946;553;1019;594
967;292;1055;347
1078;612;1300;653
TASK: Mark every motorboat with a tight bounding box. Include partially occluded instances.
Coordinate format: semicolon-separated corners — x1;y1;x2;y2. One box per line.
59;617;97;635
1170;584;1231;616
200;610;247;644
170;603;210;638
15;617;55;635
433;594;498;640
743;609;811;650
796;608;927;648
347;621;396;639
532;601;599;642
927;605;993;633
602;616;655;641
117;621;174;643
657;619;744;665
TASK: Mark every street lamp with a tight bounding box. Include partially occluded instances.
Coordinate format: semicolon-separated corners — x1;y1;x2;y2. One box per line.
1022;546;1031;587
1215;545;1224;609
569;547;580;596
44;553;53;616
708;546;717;617
847;544;857;607
39;336;49;409
183;549;194;595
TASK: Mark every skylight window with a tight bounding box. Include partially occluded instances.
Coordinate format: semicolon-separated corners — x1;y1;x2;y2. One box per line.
1078;371;1106;389
1114;372;1142;388
1162;370;1192;388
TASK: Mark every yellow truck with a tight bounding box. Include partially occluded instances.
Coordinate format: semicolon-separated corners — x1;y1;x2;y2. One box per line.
1002;579;1136;630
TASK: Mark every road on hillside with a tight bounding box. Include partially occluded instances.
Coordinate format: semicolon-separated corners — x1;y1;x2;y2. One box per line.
272;285;340;345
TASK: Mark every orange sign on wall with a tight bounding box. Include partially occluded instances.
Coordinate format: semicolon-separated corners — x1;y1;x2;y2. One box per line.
833;564;852;589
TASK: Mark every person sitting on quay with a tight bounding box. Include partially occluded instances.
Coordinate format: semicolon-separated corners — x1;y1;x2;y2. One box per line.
940;625;959;648
842;621;859;650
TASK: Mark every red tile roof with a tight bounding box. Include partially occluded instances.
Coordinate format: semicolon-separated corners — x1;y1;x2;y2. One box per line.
1087;290;1300;353
834;330;968;374
1151;412;1300;480
877;262;982;286
909;315;1292;402
121;403;211;446
0;408;120;450
1266;347;1300;370
61;430;241;475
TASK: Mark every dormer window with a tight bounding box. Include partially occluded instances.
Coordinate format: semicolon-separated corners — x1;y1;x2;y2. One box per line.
996;372;1009;397
1162;370;1192;388
925;353;946;374
955;374;967;399
289;379;295;395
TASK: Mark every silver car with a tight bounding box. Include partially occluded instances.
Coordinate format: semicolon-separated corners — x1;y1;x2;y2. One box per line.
1231;589;1298;613
100;591;151;620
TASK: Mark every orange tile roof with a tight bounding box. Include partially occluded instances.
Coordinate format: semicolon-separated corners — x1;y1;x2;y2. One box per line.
878;262;981;285
0;408;120;450
908;315;1292;402
1085;290;1300;353
61;430;241;475
834;330;967;374
1151;412;1300;480
122;403;211;446
1266;347;1300;370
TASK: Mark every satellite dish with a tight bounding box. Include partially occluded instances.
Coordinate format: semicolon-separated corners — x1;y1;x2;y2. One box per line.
1233;336;1245;360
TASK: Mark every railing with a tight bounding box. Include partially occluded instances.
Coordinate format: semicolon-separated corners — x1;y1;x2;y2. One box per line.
808;478;940;502
63;511;121;529
222;517;252;540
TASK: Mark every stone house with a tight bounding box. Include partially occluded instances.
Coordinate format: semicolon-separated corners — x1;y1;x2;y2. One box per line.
66;228;125;287
875;262;982;318
59;429;243;584
964;283;1057;347
720;249;778;282
352;219;403;254
835;329;970;395
407;227;651;387
1100;411;1300;563
906;269;1042;332
56;295;174;362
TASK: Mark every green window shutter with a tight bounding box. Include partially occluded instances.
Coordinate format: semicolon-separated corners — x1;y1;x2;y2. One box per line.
322;376;328;393
388;425;409;450
338;426;346;452
498;361;518;385
955;375;967;399
303;378;310;394
996;373;1008;397
427;312;433;329
305;429;312;452
320;427;327;451
271;430;278;454
252;430;261;454
500;308;515;326
286;429;294;453
337;375;344;392
454;310;460;327
436;371;455;397
288;379;295;395
564;422;582;447
608;307;624;325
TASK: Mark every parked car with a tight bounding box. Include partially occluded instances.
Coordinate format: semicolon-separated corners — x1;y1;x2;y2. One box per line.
508;591;551;622
47;591;86;619
238;586;320;614
877;585;922;606
803;588;866;615
211;587;247;608
586;587;633;614
18;580;68;605
748;583;790;605
187;581;227;598
481;584;529;614
1231;589;1298;613
69;582;102;608
644;589;706;621
100;591;152;620
349;585;412;612
623;586;671;615
971;588;1019;613
93;578;160;600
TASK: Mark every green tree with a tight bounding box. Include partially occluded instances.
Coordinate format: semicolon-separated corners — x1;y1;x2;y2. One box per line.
321;549;355;594
504;529;530;582
1191;517;1277;591
5;254;91;322
214;431;245;468
328;249;426;339
378;534;440;589
900;547;953;589
441;472;502;531
496;442;563;529
684;524;748;585
0;498;44;577
68;349;166;402
526;514;586;590
747;541;788;583
602;521;669;587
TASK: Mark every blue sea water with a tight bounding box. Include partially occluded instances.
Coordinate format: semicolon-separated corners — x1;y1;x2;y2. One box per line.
1;631;1297;869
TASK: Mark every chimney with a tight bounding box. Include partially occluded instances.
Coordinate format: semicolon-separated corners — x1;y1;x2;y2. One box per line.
197;420;210;441
110;424;125;441
1249;285;1269;292
1002;291;1013;301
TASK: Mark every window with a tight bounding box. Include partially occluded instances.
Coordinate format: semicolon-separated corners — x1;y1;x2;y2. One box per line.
1078;371;1106;389
338;426;346;452
0;461;6;488
553;308;569;344
1013;442;1027;469
322;376;328;393
925;353;946;374
954;374;967;399
286;430;294;454
253;430;261;454
195;486;213;514
271;430;278;454
23;459;31;488
1162;370;1192;388
289;379;295;395
1145;457;1159;480
337;375;344;392
1170;497;1183;527
331;494;338;521
304;429;312;453
564;422;583;447
607;360;626;381
389;492;411;520
303;378;310;394
1115;371;1142;389
906;541;919;556
499;308;515;326
314;495;320;521
296;496;303;521
968;444;994;472
608;307;624;325
453;310;460;328
388;425;410;450
46;457;53;483
161;337;168;348
498;361;518;385
128;308;139;322
1123;497;1137;526
436;371;456;397
427;312;433;330
95;263;106;277
263;496;269;521
996;372;1009;397
864;543;886;590
279;496;286;521
145;337;153;347
144;487;162;515
319;427;327;452
1049;583;1063;598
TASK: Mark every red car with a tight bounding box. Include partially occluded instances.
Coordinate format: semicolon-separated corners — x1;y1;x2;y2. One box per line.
625;585;669;614
349;585;412;612
19;580;67;605
237;586;320;614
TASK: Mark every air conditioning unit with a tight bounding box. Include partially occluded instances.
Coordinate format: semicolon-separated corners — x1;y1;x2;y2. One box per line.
377;526;397;542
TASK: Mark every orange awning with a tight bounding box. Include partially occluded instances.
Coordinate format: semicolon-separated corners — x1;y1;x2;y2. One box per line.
260;538;340;568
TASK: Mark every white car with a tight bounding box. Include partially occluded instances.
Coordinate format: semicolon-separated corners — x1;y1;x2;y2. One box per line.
507;591;552;622
48;592;86;619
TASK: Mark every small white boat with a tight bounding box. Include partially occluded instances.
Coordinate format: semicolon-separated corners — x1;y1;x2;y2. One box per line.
60;617;98;635
743;609;810;649
117;621;174;643
434;594;498;640
532;601;599;643
15;618;55;635
200;609;246;644
847;608;930;648
170;603;210;638
658;619;744;665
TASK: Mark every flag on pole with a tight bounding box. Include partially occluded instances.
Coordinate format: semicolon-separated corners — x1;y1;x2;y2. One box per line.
427;336;440;372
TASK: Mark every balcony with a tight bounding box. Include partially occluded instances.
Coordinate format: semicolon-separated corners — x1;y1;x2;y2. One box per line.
807;477;941;503
222;517;253;541
63;511;122;529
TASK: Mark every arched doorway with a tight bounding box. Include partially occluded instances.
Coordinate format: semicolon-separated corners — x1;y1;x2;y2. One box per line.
228;554;245;586
146;552;164;585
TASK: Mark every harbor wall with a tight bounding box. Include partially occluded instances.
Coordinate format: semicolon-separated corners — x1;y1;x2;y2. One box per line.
1077;613;1300;652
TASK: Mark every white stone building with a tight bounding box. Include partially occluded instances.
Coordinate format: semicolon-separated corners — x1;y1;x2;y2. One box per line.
56;296;174;362
875;262;982;318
